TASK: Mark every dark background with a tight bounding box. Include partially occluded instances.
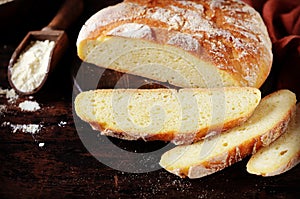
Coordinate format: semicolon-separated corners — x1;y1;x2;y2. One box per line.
0;0;299;198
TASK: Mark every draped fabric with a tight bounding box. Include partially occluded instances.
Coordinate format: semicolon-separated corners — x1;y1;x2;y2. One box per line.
243;0;300;98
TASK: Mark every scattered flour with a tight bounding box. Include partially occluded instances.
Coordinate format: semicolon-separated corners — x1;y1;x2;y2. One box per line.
0;104;6;115
108;23;154;40
2;121;44;147
0;88;5;95
38;142;45;147
2;122;42;134
0;87;19;103
1;88;44;147
0;88;41;112
18;100;41;112
58;121;67;127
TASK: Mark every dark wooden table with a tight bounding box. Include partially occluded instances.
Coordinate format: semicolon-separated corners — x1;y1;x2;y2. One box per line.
1;1;300;198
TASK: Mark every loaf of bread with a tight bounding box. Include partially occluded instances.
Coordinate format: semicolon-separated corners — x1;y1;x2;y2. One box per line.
74;87;261;145
76;0;272;88
159;90;296;178
246;103;300;177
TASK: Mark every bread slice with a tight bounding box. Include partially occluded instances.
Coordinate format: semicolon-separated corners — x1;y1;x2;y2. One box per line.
76;0;272;88
246;103;300;176
74;87;261;145
159;90;296;178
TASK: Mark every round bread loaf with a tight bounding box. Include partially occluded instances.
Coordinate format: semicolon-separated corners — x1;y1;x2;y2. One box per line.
77;0;273;88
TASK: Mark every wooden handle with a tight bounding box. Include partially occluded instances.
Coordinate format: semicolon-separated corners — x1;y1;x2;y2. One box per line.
44;0;84;31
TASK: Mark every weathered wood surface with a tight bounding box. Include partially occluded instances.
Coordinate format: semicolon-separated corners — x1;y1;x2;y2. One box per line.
0;1;299;198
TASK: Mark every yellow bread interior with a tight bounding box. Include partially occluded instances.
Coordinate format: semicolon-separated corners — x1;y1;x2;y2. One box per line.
75;87;261;144
246;104;300;176
78;36;240;88
159;90;296;178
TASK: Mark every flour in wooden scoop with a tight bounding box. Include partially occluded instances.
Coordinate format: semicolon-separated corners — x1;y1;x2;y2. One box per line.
10;40;55;93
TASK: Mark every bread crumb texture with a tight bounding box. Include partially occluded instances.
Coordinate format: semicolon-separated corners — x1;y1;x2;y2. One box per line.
246;103;300;176
75;87;261;144
159;90;296;178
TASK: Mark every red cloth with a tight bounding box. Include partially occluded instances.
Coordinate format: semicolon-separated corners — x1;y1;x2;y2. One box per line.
243;0;300;99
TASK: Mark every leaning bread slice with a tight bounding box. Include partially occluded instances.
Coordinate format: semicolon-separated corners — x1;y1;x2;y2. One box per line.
74;87;261;145
246;103;300;176
159;90;296;178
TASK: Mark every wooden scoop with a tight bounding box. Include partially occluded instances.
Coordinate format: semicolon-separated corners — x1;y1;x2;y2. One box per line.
8;0;83;95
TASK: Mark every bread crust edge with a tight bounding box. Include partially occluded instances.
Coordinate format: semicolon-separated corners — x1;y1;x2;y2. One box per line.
166;104;296;178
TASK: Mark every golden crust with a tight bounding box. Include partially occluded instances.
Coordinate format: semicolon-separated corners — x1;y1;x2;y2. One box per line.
75;87;261;145
185;106;294;178
159;90;296;179
77;0;273;88
87;113;251;145
246;104;300;176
